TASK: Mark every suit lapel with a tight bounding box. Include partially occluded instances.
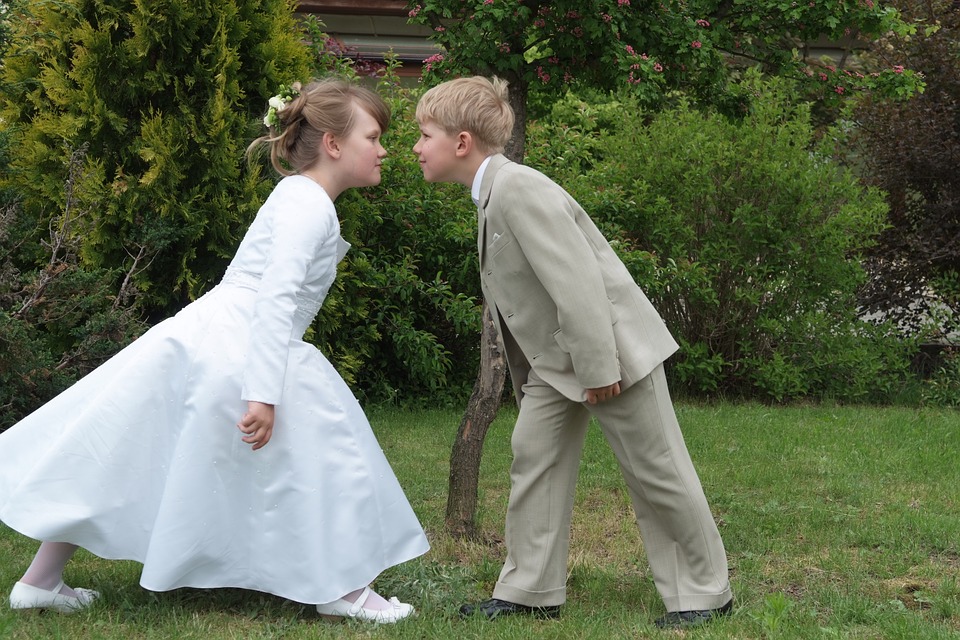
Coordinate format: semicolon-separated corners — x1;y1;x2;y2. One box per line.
477;154;511;261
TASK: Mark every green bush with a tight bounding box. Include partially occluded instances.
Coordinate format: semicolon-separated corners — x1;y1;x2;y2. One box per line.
0;0;311;313
527;72;916;402
0;147;147;430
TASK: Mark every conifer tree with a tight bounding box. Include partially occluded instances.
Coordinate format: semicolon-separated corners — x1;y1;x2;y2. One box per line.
0;0;312;312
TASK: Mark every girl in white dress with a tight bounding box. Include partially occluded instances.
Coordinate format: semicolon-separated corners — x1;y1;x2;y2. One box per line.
0;78;429;623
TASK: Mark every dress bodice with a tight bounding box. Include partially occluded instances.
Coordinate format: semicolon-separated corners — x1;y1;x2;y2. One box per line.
222;175;350;404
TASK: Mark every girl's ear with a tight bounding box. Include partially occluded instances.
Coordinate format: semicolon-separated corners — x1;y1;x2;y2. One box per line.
322;131;341;159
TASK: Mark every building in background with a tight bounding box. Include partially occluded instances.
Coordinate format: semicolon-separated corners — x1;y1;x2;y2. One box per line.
297;0;437;78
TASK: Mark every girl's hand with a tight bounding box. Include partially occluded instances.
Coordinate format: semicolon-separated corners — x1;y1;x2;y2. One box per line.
237;401;275;451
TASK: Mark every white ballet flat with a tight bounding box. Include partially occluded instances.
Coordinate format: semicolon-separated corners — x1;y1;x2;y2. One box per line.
316;586;414;623
9;580;99;614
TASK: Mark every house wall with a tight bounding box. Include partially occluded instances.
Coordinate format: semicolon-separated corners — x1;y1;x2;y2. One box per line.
297;0;437;77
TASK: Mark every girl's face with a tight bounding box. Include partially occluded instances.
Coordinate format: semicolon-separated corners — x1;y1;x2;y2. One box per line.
338;103;387;189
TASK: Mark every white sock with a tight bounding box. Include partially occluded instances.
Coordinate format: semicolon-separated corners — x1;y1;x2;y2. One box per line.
341;586;391;611
20;542;79;596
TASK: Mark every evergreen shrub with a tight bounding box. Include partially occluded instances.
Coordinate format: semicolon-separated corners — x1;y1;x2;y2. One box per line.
527;72;916;402
0;0;312;313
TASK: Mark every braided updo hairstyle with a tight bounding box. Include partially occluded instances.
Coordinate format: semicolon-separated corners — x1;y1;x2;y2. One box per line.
248;78;390;176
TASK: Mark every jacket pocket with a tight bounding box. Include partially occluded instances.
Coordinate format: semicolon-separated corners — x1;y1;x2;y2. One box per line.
553;328;570;353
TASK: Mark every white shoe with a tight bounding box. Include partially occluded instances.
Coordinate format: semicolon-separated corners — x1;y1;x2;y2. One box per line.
9;580;99;614
316;586;414;623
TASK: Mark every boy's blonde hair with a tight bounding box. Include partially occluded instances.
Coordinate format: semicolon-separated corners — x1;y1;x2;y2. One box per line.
416;76;514;154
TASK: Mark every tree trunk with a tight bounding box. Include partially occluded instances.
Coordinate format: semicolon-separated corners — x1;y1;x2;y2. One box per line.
445;302;506;538
445;75;527;539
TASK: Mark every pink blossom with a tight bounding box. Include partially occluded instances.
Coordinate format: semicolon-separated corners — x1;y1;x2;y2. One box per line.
423;53;444;73
691;40;702;48
534;19;546;28
602;13;612;22
696;19;710;27
537;66;551;83
434;25;445;32
893;65;904;73
499;43;511;53
818;72;828;81
484;0;494;4
618;0;630;6
566;11;580;19
564;72;573;83
653;62;663;72
835;85;845;94
573;27;583;37
408;5;420;18
625;44;636;55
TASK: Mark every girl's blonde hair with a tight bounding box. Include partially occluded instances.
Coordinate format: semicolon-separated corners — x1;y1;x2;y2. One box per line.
248;78;390;176
416;76;514;154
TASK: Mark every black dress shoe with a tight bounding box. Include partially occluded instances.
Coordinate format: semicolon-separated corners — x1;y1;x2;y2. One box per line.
459;598;561;620
653;599;732;628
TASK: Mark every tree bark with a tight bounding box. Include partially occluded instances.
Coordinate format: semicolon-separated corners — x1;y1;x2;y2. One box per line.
445;74;527;539
444;302;506;538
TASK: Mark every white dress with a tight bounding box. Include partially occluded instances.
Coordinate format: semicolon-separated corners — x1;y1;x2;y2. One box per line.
0;175;430;605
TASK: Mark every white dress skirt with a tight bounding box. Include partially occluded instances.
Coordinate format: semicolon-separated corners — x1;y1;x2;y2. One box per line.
0;176;430;605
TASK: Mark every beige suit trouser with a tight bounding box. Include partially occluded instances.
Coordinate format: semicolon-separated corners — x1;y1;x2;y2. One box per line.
492;364;732;612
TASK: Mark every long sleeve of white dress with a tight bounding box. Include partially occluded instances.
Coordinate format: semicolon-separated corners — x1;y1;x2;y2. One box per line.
229;175;341;405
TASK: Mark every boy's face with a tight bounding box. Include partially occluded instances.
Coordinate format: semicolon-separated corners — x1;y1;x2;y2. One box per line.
413;120;461;184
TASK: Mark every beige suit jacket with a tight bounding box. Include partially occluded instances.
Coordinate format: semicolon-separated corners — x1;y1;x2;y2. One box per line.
477;154;679;403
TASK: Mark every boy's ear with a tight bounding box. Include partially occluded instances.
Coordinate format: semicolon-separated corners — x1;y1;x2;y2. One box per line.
322;131;341;158
455;131;474;157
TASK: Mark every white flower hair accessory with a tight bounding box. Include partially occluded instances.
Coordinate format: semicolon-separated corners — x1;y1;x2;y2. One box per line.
263;84;300;129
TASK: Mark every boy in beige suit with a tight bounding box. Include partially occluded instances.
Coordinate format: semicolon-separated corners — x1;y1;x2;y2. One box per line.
414;77;733;629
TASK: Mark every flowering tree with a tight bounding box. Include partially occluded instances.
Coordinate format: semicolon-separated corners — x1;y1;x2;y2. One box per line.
407;0;926;537
409;0;923;158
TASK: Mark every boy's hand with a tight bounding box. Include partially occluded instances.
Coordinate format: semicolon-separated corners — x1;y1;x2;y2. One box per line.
585;382;621;405
238;401;275;451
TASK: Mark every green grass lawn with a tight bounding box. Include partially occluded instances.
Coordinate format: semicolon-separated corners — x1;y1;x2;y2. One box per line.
1;403;958;638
